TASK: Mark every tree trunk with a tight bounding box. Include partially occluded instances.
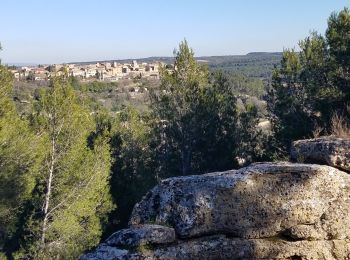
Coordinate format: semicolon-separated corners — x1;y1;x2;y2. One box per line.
41;136;55;246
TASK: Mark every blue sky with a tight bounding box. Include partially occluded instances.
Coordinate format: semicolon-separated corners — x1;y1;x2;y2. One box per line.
0;0;349;64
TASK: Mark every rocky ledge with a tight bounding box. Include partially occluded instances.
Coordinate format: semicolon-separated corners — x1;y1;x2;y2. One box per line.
291;137;350;172
82;138;350;260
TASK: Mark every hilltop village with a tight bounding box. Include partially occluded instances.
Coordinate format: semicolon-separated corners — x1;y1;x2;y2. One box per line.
9;60;161;81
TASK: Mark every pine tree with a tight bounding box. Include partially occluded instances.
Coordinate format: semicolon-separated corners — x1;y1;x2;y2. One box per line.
150;40;240;176
326;7;350;106
107;106;157;232
16;75;114;259
0;64;42;253
268;7;350;152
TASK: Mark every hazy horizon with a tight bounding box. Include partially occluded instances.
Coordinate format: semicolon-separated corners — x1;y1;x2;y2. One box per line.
1;0;349;64
4;52;282;66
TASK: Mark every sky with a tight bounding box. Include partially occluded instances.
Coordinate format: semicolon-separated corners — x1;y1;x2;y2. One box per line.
0;0;349;64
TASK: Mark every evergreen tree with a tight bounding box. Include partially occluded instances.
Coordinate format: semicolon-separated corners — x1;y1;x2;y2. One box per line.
150;40;263;176
326;7;350;107
16;76;114;259
0;64;43;254
235;101;270;164
150;40;211;176
268;49;314;153
106;106;156;233
268;7;350;153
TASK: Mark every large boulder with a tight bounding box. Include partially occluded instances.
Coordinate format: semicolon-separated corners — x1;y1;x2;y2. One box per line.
82;236;350;259
291;137;350;172
130;163;350;240
82;162;350;259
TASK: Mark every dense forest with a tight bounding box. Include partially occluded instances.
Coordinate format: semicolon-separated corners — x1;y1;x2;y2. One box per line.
0;7;349;259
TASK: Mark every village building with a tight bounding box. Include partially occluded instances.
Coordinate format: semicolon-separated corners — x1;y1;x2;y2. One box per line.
10;60;162;81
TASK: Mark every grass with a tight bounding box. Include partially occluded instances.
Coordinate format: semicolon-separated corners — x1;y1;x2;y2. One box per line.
312;112;350;139
330;113;350;138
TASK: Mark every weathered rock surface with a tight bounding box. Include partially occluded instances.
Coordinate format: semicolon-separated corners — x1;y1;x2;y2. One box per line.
131;163;350;240
105;224;175;247
82;161;350;259
291;137;350;172
83;236;350;259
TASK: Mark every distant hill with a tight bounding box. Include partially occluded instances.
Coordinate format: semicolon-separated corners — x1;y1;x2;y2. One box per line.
72;52;282;79
201;52;282;79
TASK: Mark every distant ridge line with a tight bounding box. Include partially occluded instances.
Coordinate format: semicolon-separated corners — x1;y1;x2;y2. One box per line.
69;52;283;65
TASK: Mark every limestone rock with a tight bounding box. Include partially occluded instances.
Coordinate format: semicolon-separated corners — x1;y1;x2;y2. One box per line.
130;163;350;240
81;245;130;260
291;137;350;172
82;162;350;259
105;224;176;247
82;236;350;259
282;224;326;240
153;236;350;260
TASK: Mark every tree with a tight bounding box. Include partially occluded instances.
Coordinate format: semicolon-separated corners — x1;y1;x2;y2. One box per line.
267;49;314;153
105;106;157;233
150;40;260;177
0;64;43;254
268;7;350;153
16;75;114;259
189;71;239;173
326;7;350;107
235;101;271;164
150;40;210;176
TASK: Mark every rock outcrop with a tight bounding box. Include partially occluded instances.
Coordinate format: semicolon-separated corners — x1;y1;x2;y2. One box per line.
83;138;350;260
105;225;176;247
291;137;350;172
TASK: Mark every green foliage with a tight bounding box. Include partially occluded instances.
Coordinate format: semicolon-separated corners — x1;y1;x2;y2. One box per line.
224;72;265;98
0;38;274;258
268;7;350;153
0;65;43;252
99;42;271;233
268;49;314;153
150;40;267;176
13;76;114;259
236;101;271;163
206;52;282;79
75;80;117;93
107;106;157;233
327;8;350;70
326;7;350;105
151;40;212;176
